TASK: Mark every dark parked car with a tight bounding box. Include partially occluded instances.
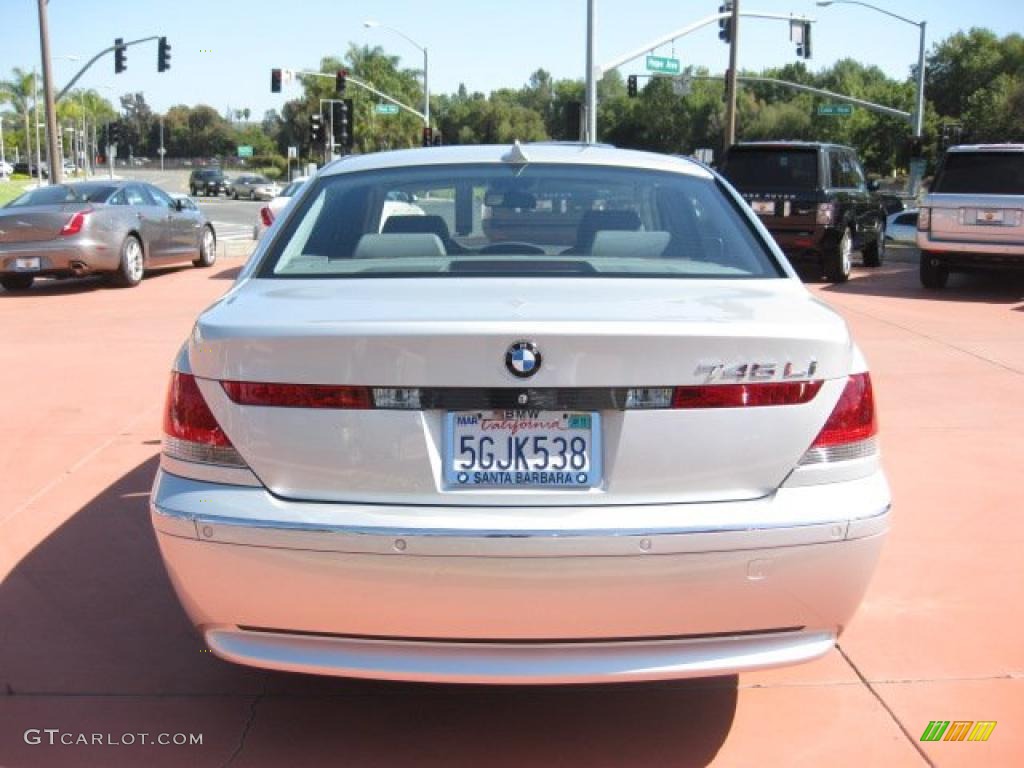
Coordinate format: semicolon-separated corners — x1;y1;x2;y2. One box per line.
188;168;230;197
720;142;886;282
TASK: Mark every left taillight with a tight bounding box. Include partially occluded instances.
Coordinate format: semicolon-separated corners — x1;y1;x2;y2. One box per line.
162;371;247;466
60;209;91;236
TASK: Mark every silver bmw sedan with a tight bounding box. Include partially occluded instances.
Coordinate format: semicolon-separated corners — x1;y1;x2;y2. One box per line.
0;181;217;291
152;143;890;684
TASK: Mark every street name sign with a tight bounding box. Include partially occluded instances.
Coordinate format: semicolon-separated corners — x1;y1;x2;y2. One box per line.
646;55;681;75
818;104;853;116
236;145;254;158
375;103;400;115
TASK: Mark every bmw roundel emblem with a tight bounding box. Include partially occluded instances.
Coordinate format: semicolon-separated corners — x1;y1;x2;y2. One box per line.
505;341;542;379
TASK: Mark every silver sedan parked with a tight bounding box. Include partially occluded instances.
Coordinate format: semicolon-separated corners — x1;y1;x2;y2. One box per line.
0;181;217;291
153;144;889;684
230;174;281;201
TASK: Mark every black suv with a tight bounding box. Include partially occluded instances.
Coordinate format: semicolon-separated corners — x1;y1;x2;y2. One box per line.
720;142;886;282
188;168;230;197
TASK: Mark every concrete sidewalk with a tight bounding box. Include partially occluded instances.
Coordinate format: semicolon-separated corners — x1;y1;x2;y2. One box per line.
0;262;1021;767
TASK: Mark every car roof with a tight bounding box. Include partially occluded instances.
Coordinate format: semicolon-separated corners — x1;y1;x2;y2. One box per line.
946;144;1024;153
318;143;714;179
731;141;854;152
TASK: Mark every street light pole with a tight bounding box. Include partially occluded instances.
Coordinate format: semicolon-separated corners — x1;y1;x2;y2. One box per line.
816;1;926;137
585;0;596;143
37;0;63;184
363;20;431;131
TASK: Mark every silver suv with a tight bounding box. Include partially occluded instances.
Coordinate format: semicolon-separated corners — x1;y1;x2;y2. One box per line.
917;144;1024;289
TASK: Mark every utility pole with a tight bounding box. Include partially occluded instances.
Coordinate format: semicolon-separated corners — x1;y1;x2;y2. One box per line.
33;71;44;185
37;0;62;184
585;0;597;143
723;0;740;155
914;21;926;137
159;116;164;171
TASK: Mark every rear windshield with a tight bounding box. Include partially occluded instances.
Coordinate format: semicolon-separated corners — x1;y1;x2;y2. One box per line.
257;163;782;280
933;152;1024;195
6;184;112;207
721;148;819;191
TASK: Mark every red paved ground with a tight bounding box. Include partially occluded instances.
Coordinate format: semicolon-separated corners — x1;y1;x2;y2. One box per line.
1;260;1021;767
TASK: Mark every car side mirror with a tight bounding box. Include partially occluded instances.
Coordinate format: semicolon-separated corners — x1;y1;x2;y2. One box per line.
174;199;186;211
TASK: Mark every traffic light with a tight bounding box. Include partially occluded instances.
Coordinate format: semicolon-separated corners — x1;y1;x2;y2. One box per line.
114;38;126;74
107;122;121;144
336;69;347;94
157;37;171;72
271;68;282;93
334;99;354;150
310;113;324;145
422;126;433;147
433;132;442;147
718;2;733;44
795;21;812;59
627;75;638;98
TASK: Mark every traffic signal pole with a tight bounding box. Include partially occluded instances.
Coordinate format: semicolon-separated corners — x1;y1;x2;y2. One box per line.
36;0;62;184
724;0;740;154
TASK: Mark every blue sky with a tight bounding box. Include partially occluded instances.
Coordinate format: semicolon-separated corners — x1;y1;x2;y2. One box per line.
2;0;1019;118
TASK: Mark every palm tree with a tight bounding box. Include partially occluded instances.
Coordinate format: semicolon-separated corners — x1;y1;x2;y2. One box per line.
0;67;36;163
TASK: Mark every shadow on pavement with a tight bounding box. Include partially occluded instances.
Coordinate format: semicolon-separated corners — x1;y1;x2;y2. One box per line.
212;264;242;281
0;266;194;298
0;457;738;767
823;263;1024;306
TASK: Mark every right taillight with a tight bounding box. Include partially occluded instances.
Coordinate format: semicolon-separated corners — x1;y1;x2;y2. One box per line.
799;373;878;465
163;371;246;466
816;202;836;226
259;206;274;227
917;207;931;231
61;209;91;236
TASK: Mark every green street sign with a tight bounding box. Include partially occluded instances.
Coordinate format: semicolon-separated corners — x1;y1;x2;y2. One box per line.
818;104;853;116
236;145;253;158
375;103;400;115
645;55;681;75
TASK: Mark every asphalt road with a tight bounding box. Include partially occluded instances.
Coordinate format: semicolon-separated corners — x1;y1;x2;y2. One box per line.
1;259;1022;766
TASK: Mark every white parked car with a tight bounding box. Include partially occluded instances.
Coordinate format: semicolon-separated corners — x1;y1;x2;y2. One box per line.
153;143;889;684
885;208;918;245
917;144;1024;289
252;177;310;240
0;160;14;177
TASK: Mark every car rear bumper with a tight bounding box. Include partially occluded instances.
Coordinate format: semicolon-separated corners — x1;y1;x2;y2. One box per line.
916;234;1024;264
1;238;119;275
151;468;890;683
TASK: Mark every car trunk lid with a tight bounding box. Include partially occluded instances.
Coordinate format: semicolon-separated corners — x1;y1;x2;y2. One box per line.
0;203;90;244
187;277;853;506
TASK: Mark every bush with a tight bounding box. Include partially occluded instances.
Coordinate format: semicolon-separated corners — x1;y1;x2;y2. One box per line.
252;155;287;179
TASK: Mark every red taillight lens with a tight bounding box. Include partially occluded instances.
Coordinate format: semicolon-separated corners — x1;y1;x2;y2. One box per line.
671;381;822;408
259;207;274;227
810;373;877;448
221;381;373;409
164;372;233;447
60;209;90;236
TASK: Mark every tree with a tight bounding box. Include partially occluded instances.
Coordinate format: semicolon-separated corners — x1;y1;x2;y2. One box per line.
119;92;154;154
0;67;37;161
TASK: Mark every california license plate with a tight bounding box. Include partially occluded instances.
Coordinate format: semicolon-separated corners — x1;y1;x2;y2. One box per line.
976;210;1004;225
445;410;602;488
15;257;41;271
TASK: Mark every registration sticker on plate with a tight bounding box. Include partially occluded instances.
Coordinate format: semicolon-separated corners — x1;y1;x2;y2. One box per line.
14;257;41;271
445;410;602;488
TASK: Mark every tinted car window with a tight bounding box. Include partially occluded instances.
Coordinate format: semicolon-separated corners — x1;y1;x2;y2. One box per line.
828;150;861;189
148;186;176;208
721;148;818;191
6;185;84;207
125;185;154;206
933;152;1024;195
259;164;782;280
